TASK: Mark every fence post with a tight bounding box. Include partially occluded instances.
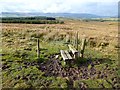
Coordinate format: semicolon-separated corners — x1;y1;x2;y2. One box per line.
37;38;40;59
66;35;70;43
80;38;86;58
76;31;78;51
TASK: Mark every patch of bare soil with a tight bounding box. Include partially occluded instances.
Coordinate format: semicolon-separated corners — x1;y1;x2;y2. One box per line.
37;54;119;89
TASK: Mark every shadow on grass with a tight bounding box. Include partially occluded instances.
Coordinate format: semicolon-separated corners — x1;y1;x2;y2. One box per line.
40;48;48;51
36;57;47;64
73;57;114;67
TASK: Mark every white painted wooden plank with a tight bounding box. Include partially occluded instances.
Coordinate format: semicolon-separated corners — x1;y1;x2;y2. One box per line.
68;44;78;54
64;50;73;60
60;50;68;61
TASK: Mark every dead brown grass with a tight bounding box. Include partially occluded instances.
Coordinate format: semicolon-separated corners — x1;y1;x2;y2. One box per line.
2;20;118;50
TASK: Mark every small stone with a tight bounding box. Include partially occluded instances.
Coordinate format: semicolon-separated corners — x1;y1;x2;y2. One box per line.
55;55;59;59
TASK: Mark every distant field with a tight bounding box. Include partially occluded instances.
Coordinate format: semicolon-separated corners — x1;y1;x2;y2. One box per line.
81;18;118;22
1;18;119;89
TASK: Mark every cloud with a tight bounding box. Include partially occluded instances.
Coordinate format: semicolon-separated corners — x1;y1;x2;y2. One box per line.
68;2;118;16
0;0;119;16
43;1;71;13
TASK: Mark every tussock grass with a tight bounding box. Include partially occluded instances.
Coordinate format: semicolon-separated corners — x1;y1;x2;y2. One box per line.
1;19;119;88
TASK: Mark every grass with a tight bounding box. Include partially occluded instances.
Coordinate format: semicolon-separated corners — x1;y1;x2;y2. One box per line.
1;19;119;88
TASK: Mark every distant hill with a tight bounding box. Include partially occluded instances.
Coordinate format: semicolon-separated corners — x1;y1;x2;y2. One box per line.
1;12;113;19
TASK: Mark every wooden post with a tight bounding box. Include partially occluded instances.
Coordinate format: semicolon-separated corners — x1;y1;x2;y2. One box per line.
70;33;72;44
80;38;86;58
37;38;40;59
75;31;78;51
74;52;78;60
66;35;70;43
68;45;78;60
73;33;76;47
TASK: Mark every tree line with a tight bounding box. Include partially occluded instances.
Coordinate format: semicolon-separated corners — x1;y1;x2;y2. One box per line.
0;17;64;24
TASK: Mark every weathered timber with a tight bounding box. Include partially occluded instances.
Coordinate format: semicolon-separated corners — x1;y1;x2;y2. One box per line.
80;38;86;58
64;50;73;60
66;35;70;43
68;45;78;54
60;50;73;61
60;50;69;61
75;31;78;51
68;44;78;60
37;38;40;59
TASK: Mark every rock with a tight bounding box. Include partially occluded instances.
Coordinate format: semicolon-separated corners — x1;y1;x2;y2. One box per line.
55;55;59;59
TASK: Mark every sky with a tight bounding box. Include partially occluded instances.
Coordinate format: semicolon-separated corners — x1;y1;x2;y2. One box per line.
0;0;119;16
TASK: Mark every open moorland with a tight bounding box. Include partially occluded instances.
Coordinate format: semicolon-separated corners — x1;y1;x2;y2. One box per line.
1;18;120;89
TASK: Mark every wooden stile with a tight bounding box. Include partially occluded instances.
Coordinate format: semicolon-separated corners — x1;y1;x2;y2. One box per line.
80;38;86;58
64;50;73;60
68;44;78;60
68;45;78;55
60;50;68;61
60;50;73;61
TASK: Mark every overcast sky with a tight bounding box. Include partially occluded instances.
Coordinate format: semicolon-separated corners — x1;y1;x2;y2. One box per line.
0;0;119;16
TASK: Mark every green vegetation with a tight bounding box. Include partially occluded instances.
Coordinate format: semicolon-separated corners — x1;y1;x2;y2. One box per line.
1;17;64;24
1;19;119;89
